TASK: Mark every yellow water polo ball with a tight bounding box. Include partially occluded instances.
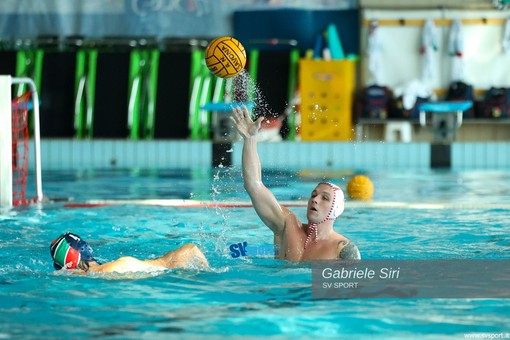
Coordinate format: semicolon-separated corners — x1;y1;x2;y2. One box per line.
205;36;246;78
347;175;374;200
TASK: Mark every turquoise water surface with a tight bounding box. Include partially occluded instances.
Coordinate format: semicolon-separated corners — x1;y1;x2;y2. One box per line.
1;168;509;339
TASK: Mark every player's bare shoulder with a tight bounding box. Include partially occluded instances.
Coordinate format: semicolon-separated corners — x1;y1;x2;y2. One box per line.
337;239;361;260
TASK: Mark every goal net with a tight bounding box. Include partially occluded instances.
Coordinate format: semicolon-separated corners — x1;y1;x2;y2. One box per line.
0;76;43;207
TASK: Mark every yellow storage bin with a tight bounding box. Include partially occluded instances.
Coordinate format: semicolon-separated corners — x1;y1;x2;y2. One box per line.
299;59;356;141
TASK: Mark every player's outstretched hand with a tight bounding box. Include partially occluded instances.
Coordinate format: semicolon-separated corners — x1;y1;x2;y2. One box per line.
231;105;263;139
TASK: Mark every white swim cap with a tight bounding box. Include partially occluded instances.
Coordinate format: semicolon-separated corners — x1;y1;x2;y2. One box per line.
321;182;345;220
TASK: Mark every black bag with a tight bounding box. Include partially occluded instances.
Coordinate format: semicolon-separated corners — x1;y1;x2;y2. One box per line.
446;81;475;118
357;85;392;119
477;87;510;118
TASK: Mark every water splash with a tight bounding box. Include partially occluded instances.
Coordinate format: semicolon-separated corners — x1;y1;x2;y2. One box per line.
232;70;279;119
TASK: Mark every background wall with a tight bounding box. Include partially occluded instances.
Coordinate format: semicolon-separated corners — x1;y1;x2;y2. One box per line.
33;139;510;170
0;0;355;39
360;8;510;92
0;0;360;140
2;0;510;141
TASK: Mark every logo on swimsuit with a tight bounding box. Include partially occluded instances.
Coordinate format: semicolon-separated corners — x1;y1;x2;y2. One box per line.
229;241;279;258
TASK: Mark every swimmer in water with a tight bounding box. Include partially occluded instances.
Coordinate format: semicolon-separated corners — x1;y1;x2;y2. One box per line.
231;105;361;261
50;232;209;274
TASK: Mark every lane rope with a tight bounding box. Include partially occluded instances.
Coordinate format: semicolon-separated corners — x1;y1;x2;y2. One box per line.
63;199;510;210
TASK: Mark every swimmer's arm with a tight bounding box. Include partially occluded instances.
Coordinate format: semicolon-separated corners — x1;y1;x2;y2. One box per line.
87;258;136;273
337;241;361;260
232;106;286;234
87;257;156;273
145;244;209;269
243;140;287;233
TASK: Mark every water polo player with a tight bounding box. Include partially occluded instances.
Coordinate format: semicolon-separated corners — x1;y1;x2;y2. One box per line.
50;232;209;273
231;105;361;261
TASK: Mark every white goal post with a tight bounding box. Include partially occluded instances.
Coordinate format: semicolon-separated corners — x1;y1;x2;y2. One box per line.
0;75;43;207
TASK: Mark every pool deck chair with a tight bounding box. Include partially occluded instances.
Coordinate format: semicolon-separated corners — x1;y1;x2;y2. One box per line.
384;121;413;142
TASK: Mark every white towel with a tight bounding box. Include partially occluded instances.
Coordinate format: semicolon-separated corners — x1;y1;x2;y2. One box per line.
421;19;439;83
394;80;435;110
366;19;383;85
503;17;510;54
449;19;465;82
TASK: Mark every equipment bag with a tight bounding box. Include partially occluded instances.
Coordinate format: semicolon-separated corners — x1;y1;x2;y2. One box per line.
477;87;510;118
446;81;475;118
358;85;392;119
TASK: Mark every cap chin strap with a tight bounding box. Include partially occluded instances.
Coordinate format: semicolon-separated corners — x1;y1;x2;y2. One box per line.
304;222;318;249
304;216;332;249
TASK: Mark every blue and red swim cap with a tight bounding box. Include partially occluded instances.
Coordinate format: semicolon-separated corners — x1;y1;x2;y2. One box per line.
50;232;95;270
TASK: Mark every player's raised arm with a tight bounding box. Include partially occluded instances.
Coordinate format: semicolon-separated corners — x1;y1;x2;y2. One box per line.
231;105;288;234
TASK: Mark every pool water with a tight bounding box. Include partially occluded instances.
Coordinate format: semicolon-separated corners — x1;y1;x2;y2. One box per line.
1;168;509;339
